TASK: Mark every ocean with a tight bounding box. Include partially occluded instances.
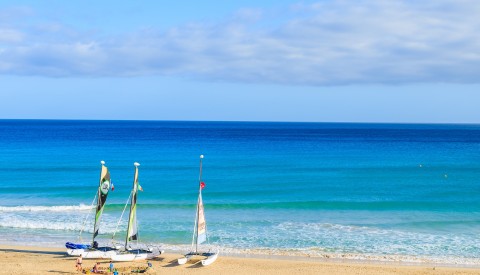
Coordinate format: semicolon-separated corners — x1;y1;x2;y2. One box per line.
0;120;479;265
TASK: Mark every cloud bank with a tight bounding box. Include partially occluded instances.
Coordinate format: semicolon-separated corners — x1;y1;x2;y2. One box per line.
1;1;479;85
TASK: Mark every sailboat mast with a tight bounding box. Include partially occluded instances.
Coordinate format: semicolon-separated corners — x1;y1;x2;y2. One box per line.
199;155;203;184
195;155;204;253
93;160;105;245
125;162;139;249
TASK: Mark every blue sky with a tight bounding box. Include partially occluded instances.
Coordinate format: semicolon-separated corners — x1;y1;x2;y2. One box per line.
1;0;479;123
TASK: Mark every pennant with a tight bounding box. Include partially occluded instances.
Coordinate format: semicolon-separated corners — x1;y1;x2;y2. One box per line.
200;182;205;189
111;182;115;191
138;183;143;192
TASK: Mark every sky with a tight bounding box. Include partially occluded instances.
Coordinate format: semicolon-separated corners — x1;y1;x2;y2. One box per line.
1;0;479;123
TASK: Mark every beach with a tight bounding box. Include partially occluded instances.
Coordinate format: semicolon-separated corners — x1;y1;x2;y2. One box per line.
1;245;479;275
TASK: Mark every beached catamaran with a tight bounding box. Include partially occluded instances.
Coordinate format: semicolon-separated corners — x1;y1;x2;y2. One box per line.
178;155;219;266
65;161;118;258
110;162;163;261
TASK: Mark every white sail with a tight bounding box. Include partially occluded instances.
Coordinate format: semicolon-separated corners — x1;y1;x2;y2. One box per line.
197;193;207;244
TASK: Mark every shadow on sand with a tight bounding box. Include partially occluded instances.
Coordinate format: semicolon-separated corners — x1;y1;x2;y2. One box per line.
162;259;181;267
0;248;65;256
186;261;203;269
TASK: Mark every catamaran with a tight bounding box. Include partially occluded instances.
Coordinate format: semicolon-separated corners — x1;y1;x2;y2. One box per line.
110;162;163;261
177;155;219;266
66;161;118;258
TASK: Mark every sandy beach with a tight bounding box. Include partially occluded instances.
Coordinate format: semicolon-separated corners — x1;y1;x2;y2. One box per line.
0;245;478;275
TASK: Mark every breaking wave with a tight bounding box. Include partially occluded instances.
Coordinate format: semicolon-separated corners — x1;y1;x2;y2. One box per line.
0;204;94;212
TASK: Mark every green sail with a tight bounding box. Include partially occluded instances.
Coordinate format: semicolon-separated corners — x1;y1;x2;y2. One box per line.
125;163;140;247
93;164;111;243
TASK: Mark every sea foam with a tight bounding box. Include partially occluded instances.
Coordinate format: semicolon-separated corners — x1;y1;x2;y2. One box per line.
0;204;93;212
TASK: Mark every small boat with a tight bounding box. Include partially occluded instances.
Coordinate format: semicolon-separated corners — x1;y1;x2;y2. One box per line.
66;161;118;258
177;155;219;266
110;162;163;262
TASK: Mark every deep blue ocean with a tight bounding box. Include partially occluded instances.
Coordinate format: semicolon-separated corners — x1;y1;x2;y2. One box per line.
0;120;479;264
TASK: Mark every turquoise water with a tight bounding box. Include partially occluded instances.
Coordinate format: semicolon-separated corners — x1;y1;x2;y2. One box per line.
0;120;479;264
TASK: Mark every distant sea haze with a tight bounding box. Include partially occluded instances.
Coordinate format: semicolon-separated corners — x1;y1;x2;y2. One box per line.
0;120;479;265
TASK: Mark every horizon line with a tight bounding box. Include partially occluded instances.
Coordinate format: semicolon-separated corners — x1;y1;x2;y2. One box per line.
0;118;479;126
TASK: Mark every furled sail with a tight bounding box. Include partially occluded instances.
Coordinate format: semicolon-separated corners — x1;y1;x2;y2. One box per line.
93;163;111;242
126;163;140;247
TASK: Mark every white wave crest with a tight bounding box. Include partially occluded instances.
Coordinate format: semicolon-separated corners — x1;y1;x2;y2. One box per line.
0;209;123;235
0;217;83;231
0;204;94;212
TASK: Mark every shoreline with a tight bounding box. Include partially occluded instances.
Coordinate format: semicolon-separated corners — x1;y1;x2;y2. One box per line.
2;240;480;269
218;251;480;269
1;244;479;275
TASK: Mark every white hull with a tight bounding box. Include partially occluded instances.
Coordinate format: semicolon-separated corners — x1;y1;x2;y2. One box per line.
201;252;218;266
177;254;193;265
81;249;118;259
66;249;84;256
177;251;219;266
111;253;148;261
110;249;162;262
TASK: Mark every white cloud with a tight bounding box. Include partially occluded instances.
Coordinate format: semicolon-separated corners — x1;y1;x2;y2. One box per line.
1;0;480;85
0;28;24;43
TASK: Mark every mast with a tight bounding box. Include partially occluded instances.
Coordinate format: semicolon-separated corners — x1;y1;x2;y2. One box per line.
195;155;204;253
125;162;140;249
93;160;110;245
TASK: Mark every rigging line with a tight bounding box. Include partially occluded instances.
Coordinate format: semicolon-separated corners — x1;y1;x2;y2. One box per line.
111;190;132;242
78;193;97;241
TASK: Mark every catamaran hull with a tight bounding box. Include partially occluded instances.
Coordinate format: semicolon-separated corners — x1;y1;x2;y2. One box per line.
201;252;219;266
81;250;118;259
177;251;219;266
66;249;84;256
66;242;91;256
177;254;193;265
110;250;163;262
111;253;148;261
